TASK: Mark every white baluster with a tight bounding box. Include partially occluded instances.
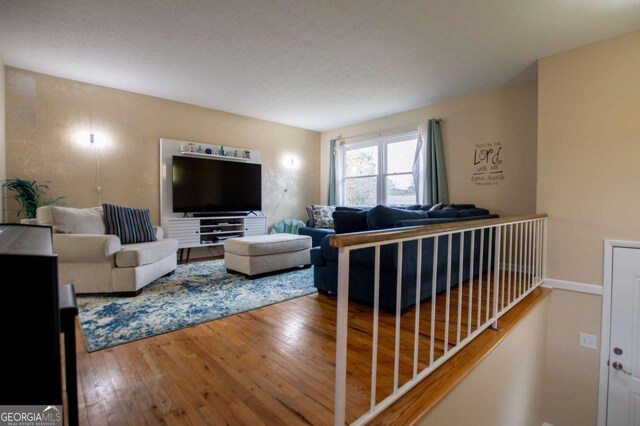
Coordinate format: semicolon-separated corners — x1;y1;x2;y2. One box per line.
508;223;513;305
413;240;422;379
394;243;403;394
370;246;380;412
478;229;484;328
334;247;350;426
444;234;452;354
430;237;438;366
457;232;464;345
492;226;502;328
468;231;475;337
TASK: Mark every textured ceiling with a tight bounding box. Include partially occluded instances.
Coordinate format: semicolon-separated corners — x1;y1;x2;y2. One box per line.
1;0;639;131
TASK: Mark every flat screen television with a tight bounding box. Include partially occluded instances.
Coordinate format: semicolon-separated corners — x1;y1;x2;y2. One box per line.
172;155;262;213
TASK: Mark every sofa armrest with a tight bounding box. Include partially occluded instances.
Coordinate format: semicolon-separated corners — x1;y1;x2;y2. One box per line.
299;226;335;247
153;226;164;240
53;234;122;262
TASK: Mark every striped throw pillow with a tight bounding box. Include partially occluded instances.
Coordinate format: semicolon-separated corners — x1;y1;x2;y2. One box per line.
102;203;157;244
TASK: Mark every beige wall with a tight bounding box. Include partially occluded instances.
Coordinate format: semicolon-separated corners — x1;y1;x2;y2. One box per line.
537;30;640;286
538;31;640;425
543;290;602;426
0;58;5;221
5;67;320;226
420;294;549;426
320;81;538;217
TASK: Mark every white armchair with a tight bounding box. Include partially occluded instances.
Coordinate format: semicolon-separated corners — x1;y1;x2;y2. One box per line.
36;206;178;294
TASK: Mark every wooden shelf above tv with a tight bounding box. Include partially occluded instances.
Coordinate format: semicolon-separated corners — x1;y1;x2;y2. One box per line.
180;152;250;162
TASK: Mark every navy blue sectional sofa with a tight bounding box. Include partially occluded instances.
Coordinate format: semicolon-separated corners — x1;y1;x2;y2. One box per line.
305;204;498;313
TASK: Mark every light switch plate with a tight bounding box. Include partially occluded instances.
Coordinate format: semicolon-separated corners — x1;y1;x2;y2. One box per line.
579;333;597;350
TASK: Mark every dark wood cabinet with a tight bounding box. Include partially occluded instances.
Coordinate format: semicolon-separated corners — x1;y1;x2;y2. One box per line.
0;224;78;425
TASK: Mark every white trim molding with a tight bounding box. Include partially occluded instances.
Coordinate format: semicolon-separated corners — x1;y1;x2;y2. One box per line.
542;279;603;296
597;239;640;426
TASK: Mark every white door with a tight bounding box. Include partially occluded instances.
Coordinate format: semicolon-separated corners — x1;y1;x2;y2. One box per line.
608;247;640;425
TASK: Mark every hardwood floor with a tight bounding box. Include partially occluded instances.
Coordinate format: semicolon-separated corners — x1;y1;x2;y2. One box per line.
76;270;546;425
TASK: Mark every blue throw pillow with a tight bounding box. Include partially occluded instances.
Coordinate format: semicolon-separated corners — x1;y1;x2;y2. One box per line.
333;210;369;234
427;207;459;219
305;205;315;226
102;203;157;244
366;205;429;230
447;203;477;210
457;208;490;217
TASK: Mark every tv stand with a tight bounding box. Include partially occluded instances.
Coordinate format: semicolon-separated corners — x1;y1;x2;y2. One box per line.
192;212;253;218
167;215;267;262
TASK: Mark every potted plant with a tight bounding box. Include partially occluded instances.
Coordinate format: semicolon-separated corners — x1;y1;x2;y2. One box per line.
2;178;65;219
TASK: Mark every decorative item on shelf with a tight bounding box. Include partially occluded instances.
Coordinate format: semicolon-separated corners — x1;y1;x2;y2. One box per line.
234;150;239;157
197;145;204;153
219;146;225;156
243;150;251;159
188;143;196;152
204;148;213;155
180;144;188;153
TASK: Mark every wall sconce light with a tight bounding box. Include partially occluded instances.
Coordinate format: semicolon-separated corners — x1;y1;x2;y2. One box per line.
89;133;95;144
282;155;300;170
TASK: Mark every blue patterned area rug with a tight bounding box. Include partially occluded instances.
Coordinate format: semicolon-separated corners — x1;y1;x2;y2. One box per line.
77;260;316;352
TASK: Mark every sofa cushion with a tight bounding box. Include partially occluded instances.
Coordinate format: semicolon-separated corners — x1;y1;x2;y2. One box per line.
333;210;369;234
335;206;364;212
115;238;178;267
298;226;335;247
37;205;106;234
404;204;423;210
447;204;476;210
103;203;157;244
224;234;312;256
366;205;428;230
311;205;336;228
457;208;491;217
426;208;459;219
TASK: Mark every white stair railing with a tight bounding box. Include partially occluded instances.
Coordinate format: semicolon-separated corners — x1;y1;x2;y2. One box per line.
330;214;547;425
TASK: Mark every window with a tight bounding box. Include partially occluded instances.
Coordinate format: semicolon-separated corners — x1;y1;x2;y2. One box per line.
341;132;420;206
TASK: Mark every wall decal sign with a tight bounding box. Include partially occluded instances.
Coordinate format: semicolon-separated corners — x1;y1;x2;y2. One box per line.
471;141;504;186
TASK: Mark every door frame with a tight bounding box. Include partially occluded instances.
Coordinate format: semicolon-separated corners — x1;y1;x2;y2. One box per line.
598;239;640;426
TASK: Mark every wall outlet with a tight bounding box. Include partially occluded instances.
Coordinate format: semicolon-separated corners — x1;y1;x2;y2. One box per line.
579;333;597;350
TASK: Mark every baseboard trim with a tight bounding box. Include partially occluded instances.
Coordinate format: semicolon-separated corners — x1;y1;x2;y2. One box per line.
542;278;603;295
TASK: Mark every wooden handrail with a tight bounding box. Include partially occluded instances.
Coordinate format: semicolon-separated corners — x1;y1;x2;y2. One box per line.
328;214;547;248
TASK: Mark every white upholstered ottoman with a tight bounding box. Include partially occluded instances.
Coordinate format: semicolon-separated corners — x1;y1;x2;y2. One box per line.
224;234;312;277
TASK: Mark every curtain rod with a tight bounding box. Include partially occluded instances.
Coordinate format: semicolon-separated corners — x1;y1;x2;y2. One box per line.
335;125;417;144
334;120;441;144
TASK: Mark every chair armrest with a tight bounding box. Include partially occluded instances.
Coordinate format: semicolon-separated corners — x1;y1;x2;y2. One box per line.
53;234;122;262
153;226;164;239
